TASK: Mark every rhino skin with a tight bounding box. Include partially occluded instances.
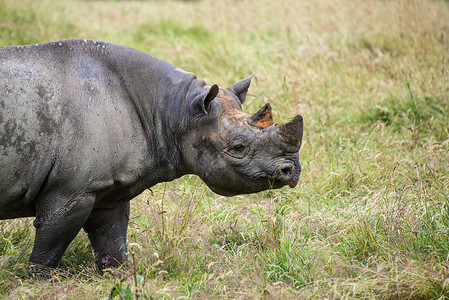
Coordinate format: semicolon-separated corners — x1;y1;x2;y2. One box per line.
0;39;303;276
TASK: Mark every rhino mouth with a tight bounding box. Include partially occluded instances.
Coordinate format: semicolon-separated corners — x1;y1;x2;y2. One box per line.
266;178;285;190
235;161;301;195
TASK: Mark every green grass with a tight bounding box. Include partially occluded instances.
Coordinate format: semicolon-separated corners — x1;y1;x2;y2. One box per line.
1;0;449;298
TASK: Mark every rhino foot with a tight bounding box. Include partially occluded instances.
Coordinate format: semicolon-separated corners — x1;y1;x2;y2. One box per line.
26;263;54;280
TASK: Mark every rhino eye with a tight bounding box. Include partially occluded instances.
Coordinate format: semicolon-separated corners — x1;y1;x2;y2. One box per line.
227;138;249;158
231;144;245;152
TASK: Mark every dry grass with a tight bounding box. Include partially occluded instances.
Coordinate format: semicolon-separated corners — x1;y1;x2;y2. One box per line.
1;0;449;298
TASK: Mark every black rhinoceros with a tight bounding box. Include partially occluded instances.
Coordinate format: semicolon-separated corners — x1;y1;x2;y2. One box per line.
0;39;303;276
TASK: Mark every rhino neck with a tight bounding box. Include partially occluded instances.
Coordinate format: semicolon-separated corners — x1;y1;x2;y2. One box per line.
105;43;196;182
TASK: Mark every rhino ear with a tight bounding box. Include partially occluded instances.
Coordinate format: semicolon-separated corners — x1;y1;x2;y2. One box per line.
227;75;254;104
190;84;219;116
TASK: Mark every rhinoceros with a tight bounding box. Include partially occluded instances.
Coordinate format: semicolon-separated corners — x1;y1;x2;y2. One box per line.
0;39;303;276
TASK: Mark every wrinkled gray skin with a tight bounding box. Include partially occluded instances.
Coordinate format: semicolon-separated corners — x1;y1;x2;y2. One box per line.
0;39;303;276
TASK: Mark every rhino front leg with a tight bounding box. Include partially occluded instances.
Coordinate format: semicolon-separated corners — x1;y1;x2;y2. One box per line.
83;202;130;272
28;193;95;278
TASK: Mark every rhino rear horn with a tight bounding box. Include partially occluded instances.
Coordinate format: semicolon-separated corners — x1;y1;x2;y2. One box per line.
248;103;274;129
190;84;219;116
276;114;303;152
227;75;254;104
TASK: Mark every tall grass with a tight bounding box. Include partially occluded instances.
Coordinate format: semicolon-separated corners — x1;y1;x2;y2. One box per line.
1;0;449;298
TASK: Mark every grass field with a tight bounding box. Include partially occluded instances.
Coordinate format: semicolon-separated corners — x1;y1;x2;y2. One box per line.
1;0;449;298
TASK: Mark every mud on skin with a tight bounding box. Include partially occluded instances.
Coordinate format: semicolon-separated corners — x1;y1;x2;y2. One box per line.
0;39;303;277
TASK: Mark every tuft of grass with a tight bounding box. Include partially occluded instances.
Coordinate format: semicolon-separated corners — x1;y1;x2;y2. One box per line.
0;0;79;46
135;19;212;48
362;82;449;141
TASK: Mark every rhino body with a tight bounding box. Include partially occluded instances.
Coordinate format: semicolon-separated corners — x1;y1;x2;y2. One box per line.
0;39;302;275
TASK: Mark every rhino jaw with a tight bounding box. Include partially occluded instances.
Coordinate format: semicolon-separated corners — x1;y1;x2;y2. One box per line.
202;157;301;196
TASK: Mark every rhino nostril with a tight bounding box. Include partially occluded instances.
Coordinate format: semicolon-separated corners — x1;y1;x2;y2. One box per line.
276;163;294;179
280;165;292;178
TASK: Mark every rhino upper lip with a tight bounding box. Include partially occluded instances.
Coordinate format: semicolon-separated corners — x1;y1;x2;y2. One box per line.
232;159;299;191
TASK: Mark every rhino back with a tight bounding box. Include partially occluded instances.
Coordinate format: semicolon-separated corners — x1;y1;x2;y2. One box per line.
0;40;163;219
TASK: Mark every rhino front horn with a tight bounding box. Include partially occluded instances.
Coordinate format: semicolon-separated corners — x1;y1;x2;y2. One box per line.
276;114;303;152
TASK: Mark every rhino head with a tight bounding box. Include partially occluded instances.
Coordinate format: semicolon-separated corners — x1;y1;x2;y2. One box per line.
180;76;303;196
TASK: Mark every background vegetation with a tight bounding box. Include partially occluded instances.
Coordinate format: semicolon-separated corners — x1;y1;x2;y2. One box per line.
1;0;449;298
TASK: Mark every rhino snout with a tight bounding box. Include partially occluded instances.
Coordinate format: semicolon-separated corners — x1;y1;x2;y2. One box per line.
274;162;300;188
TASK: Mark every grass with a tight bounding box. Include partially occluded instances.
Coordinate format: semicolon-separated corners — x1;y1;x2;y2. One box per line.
1;0;449;298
